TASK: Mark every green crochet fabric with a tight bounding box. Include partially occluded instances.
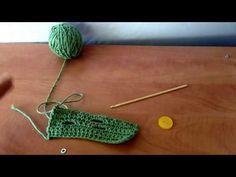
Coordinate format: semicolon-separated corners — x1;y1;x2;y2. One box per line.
11;93;139;144
47;106;139;144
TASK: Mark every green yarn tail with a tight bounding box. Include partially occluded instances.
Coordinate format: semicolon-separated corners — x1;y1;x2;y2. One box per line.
11;105;49;140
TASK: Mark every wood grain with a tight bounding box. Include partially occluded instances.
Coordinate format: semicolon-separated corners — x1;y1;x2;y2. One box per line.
0;44;236;154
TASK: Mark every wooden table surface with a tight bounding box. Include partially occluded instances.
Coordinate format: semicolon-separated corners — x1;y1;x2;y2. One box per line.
0;44;236;154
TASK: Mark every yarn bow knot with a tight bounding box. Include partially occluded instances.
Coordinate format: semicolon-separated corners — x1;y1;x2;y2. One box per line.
36;93;84;119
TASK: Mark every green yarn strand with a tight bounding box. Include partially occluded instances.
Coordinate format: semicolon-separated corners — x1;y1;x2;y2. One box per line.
44;60;67;119
11;105;49;140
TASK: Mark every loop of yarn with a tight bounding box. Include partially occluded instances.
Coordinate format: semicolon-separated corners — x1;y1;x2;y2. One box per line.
49;23;83;60
37;93;84;118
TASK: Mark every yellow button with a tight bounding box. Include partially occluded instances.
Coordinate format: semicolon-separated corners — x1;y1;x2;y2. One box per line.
158;116;173;129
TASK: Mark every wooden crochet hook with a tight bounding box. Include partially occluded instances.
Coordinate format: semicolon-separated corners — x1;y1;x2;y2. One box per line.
110;84;188;109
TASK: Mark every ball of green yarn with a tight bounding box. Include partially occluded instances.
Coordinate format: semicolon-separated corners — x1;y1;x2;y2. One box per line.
49;23;83;60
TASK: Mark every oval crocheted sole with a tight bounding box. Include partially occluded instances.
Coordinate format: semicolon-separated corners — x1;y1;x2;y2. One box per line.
47;107;139;144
